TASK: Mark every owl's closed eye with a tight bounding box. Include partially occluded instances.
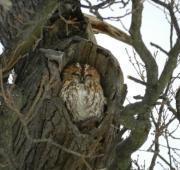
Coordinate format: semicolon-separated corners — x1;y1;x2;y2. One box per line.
61;63;106;121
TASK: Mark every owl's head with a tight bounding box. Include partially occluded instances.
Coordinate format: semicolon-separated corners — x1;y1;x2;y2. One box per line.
62;63;101;84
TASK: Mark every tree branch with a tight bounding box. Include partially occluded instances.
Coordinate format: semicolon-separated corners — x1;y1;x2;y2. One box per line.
150;42;168;55
85;14;132;45
0;0;44;48
176;87;180;116
129;0;158;92
0;0;59;77
158;39;180;95
128;75;147;86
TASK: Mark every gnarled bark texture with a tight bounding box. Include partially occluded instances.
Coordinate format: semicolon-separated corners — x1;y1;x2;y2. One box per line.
1;0;179;170
0;0;126;170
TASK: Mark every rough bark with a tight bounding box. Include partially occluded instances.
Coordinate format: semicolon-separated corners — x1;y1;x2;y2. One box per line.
176;87;180;120
0;0;125;170
0;30;125;170
0;0;179;170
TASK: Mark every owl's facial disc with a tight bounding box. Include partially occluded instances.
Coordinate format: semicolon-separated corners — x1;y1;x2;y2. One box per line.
62;63;101;85
70;72;81;83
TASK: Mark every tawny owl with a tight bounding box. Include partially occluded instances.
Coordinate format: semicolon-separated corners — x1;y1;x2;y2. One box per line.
61;63;106;121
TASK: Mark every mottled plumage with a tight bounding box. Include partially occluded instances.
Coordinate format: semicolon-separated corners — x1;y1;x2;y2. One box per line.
61;63;106;121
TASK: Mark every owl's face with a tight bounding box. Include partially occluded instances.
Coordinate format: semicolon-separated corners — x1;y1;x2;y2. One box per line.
61;63;106;121
62;63;101;85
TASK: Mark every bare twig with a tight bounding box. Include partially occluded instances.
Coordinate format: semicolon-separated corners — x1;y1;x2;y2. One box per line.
81;0;130;20
150;42;168;55
128;75;147;86
151;0;180;38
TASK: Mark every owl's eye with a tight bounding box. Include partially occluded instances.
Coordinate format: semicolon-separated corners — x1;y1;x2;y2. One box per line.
85;74;92;77
72;72;81;77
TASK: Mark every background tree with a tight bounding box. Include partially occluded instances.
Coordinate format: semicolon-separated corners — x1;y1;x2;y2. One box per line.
0;0;179;170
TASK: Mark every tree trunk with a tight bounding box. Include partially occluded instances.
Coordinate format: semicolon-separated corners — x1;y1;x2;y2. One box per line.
0;0;125;169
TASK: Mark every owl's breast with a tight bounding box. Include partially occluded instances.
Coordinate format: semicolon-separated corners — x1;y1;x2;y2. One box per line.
76;84;89;114
61;82;106;121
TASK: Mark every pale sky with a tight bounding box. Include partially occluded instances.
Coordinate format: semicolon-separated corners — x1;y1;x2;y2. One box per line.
0;1;179;169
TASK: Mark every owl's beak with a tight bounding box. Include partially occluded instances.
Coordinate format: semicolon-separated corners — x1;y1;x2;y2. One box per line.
80;77;85;83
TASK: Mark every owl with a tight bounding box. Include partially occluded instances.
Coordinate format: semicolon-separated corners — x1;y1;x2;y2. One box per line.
61;63;106;121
